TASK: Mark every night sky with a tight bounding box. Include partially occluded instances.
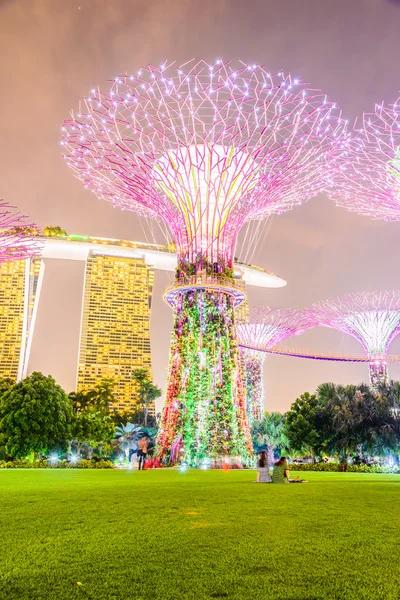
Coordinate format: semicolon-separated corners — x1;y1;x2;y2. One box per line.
2;0;400;412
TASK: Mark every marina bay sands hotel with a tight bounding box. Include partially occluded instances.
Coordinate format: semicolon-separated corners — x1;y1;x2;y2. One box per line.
0;234;285;411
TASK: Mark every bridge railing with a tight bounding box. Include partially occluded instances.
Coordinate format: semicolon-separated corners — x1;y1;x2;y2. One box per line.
238;344;400;364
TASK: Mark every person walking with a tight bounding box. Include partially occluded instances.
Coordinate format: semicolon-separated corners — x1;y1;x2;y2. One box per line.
138;436;149;470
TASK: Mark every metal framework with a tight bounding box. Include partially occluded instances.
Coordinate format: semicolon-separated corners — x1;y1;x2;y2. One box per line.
327;95;400;220
0;201;42;263
62;59;345;266
237;306;312;349
61;59;346;464
237;306;313;421
309;291;400;388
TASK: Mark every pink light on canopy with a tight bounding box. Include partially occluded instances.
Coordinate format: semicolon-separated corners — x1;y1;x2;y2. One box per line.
0;201;42;263
309;291;400;389
237;306;312;421
237;306;313;352
327;96;400;220
61;59;346;267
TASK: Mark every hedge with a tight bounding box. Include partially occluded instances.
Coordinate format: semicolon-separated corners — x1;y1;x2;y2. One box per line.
289;462;399;474
0;459;114;469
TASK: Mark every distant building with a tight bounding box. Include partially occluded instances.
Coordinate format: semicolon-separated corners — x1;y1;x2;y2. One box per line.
0;258;43;380
77;253;154;412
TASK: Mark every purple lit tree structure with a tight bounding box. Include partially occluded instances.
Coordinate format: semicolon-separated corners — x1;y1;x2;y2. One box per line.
61;59;345;465
310;291;400;388
0;201;42;262
237;307;312;423
328;96;400;220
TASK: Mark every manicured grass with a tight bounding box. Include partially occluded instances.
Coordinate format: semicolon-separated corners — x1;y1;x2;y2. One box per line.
1;470;400;600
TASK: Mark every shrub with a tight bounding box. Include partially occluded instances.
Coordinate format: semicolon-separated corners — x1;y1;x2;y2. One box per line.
289;462;399;474
0;459;114;469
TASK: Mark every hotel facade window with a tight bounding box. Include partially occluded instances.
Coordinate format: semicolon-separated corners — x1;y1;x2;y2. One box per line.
77;253;154;413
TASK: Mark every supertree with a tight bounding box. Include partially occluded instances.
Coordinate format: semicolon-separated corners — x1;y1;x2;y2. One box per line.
309;291;400;388
327;95;400;220
0;201;42;262
61;59;345;466
237;307;312;423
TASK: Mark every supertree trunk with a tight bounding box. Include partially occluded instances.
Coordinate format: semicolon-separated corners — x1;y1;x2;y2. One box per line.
369;360;389;390
157;287;252;466
243;355;264;424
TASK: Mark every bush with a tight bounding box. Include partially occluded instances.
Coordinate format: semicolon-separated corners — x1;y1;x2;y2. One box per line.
77;459;114;469
289;462;340;472
0;459;114;469
289;462;399;474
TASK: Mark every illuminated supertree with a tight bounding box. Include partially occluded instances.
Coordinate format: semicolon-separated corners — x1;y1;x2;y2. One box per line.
327;95;400;220
0;201;42;262
61;59;345;466
310;291;400;388
237;307;312;422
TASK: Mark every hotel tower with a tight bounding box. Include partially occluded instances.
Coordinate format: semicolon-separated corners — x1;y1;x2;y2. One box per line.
0;233;285;413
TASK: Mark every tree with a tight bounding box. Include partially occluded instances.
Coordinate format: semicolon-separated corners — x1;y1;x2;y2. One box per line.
319;383;359;462
284;381;400;465
43;225;68;237
317;382;396;461
382;381;400;457
0;372;72;458
69;389;97;413
285;392;330;461
110;410;157;428
360;382;399;457
251;412;289;463
0;377;15;397
93;378;116;414
0;379;16;458
69;384;116;458
70;411;115;458
132;369;162;427
70;379;117;415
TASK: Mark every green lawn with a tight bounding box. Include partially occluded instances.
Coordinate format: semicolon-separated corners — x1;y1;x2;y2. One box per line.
1;470;400;600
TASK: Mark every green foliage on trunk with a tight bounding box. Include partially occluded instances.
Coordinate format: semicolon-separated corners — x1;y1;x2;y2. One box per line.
43;225;68;237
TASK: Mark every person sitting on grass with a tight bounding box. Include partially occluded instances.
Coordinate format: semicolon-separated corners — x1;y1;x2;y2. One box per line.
272;456;307;484
255;450;272;483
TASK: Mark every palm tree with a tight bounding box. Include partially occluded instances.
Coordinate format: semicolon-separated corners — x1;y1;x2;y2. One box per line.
357;383;397;458
132;369;162;427
251;412;289;463
322;383;358;462
69;390;97;413
115;423;143;458
93;378;115;414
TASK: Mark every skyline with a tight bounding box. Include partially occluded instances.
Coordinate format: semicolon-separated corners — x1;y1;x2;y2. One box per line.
23;237;400;414
2;0;400;411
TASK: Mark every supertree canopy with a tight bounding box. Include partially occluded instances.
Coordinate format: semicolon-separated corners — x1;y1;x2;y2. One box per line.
309;291;400;388
237;306;312;423
327;95;400;220
62;59;345;466
0;201;42;262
